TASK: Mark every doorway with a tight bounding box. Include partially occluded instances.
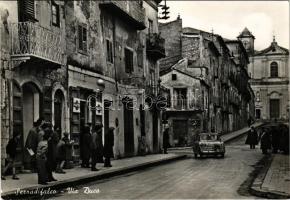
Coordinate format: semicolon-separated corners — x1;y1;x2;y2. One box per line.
270;99;280;119
54;90;64;138
123;98;134;156
173;119;188;147
22;83;40;147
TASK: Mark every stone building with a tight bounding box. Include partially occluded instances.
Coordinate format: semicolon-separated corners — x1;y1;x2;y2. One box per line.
0;0;67;169
65;0;165;159
1;0;165;168
159;17;254;146
238;28;289;121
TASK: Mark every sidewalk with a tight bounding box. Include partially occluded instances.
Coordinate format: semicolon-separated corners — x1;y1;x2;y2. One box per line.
1;153;185;199
251;154;290;199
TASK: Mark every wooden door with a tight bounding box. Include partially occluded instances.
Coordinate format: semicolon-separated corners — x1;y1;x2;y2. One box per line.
270;99;280;119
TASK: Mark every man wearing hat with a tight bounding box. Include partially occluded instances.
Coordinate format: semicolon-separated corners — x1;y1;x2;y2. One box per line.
104;127;115;167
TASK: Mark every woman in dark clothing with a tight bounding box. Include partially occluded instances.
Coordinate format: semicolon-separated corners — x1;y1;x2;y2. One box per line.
260;128;271;154
245;126;258;149
46;125;58;182
91;124;104;171
163;127;170;154
104;127;114;167
81;125;92;168
1;133;21;180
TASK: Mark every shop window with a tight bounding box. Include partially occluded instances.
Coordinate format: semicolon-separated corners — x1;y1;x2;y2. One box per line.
125;48;134;73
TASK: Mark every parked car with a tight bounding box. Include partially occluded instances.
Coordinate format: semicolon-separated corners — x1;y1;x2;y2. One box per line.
192;133;225;158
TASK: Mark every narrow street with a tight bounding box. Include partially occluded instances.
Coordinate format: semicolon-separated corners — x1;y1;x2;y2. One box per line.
49;135;264;199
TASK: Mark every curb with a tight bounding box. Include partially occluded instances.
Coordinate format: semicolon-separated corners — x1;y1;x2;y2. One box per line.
250;155;290;199
1;154;186;199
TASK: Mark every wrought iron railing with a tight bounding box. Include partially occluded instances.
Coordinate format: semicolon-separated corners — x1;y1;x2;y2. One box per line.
10;22;63;64
146;33;165;57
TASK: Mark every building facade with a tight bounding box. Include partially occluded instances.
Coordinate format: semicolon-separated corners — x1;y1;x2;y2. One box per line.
238;28;289;121
1;0;165;169
159;17;254;146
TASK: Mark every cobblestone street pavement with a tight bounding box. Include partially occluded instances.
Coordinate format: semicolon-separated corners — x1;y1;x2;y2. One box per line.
50;136;264;199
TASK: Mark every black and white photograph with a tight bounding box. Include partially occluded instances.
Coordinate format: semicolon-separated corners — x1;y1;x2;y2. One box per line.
0;0;289;199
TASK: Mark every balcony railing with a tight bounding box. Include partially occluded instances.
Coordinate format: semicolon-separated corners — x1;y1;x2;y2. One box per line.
167;99;203;111
146;33;166;60
10;22;63;65
99;0;145;30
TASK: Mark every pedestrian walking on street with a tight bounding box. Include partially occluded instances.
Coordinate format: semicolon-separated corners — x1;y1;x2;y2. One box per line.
259;128;271;154
81;125;92;168
36;131;49;185
90;124;104;171
279;124;289;154
1;133;21;180
245;126;258;149
163;126;170;154
24;121;39;171
104;127;114;167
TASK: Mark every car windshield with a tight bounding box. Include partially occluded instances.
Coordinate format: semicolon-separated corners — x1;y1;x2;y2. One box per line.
200;134;218;141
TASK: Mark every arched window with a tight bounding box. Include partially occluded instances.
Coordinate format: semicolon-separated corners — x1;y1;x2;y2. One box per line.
270;62;278;77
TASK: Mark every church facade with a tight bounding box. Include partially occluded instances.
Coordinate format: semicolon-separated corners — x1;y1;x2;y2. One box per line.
238;28;289;121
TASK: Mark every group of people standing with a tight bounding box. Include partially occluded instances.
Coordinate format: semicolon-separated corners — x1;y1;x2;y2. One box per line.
2;118;71;185
80;124;115;171
245;124;289;155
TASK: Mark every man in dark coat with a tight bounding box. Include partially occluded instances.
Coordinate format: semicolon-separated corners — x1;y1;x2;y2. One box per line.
45;124;58;182
25;118;44;171
260;128;271;154
81;125;92;168
91;124;104;171
271;126;280;153
245;126;258;149
104;127;114;167
163;127;170;154
2;133;21;180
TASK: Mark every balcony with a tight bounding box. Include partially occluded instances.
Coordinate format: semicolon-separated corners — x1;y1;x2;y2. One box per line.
146;33;166;60
167;99;203;112
10;22;63;65
99;0;145;30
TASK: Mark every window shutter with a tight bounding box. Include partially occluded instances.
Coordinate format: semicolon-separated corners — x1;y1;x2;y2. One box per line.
19;0;36;22
83;27;87;52
78;25;83;51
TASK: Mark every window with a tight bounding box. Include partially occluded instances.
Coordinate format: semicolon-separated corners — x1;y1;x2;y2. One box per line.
255;109;261;119
270;62;278;77
148;19;153;34
106;39;113;63
78;24;87;53
51;1;60;27
172;74;177;81
125;48;134;73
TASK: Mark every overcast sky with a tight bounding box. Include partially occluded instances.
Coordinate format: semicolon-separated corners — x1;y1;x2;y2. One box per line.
160;1;289;50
